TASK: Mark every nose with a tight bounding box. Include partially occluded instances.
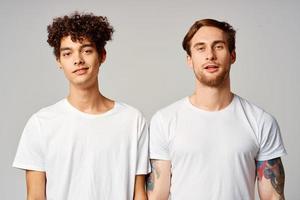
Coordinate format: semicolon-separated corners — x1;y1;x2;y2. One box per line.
206;47;216;61
74;52;85;66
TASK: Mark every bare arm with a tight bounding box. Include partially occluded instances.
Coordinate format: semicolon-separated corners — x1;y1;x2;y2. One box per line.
134;175;147;200
26;170;46;200
146;159;171;200
256;157;285;200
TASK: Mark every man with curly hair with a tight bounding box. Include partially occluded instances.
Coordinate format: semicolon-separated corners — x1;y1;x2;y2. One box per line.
13;12;149;200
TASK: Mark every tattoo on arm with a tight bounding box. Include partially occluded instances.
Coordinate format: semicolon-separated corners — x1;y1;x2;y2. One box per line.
146;172;154;191
146;160;160;191
256;158;285;198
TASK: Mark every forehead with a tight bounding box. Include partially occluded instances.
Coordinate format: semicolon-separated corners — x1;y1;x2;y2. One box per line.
60;35;93;48
191;26;226;45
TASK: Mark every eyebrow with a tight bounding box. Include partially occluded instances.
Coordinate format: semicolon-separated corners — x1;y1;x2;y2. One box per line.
60;47;71;52
80;44;94;49
60;43;94;51
193;42;205;48
193;40;226;48
212;40;226;46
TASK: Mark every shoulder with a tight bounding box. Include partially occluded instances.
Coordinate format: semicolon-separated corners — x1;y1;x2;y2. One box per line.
151;97;187;122
116;101;146;120
116;102;148;135
235;95;277;126
20;100;66;136
33;99;68;121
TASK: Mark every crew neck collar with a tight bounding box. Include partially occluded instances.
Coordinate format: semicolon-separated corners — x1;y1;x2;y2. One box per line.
63;98;119;118
185;94;237;114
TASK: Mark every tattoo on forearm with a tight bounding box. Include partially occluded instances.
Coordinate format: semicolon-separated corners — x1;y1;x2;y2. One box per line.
256;158;285;198
146;172;154;191
146;160;160;191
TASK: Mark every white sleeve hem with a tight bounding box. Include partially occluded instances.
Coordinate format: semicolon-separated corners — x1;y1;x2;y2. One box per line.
150;153;171;160
256;151;287;161
136;168;151;175
12;162;45;172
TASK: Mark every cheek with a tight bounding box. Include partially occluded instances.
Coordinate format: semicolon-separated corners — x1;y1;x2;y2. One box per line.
87;56;100;67
60;59;72;67
62;69;73;79
218;53;231;64
60;62;74;76
192;56;206;67
91;61;100;70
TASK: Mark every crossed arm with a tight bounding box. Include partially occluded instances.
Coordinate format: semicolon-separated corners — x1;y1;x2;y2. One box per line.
256;157;285;200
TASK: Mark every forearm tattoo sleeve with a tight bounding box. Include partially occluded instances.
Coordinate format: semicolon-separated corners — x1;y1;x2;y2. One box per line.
256;157;285;198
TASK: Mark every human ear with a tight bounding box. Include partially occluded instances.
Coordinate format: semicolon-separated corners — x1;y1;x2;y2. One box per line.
187;54;193;69
99;49;107;64
230;50;236;64
56;58;63;69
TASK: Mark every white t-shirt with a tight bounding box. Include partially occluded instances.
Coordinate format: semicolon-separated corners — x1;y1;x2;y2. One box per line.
13;99;150;200
150;94;287;200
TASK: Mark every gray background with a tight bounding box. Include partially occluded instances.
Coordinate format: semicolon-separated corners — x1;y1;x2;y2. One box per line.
0;0;299;199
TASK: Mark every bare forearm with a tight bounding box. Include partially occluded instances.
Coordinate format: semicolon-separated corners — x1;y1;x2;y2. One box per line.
134;192;147;200
27;195;46;200
146;160;170;200
134;186;147;200
26;170;46;200
134;175;147;200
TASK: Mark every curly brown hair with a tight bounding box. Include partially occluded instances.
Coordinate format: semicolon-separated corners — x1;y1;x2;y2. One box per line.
47;12;114;59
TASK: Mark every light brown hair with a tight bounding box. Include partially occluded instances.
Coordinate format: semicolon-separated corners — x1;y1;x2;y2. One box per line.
182;19;236;56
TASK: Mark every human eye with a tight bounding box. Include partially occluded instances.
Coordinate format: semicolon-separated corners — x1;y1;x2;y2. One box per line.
195;46;205;52
62;51;71;57
214;43;225;50
83;48;94;54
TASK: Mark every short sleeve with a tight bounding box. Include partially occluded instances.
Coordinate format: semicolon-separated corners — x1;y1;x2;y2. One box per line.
149;112;170;160
12;114;45;171
256;112;287;161
136;115;151;174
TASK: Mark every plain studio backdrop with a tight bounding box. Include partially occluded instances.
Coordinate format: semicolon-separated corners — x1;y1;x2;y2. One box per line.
0;0;299;199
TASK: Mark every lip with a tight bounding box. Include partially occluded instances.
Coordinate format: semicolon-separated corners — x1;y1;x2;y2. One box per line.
203;63;219;73
73;67;89;75
73;67;89;73
204;63;219;69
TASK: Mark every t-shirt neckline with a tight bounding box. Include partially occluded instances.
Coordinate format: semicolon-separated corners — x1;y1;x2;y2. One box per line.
63;98;120;118
185;94;237;114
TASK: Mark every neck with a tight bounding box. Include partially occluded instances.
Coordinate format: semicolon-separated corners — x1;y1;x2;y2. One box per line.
67;82;114;114
190;78;233;111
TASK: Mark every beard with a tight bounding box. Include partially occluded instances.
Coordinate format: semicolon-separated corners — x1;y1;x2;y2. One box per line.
194;66;230;87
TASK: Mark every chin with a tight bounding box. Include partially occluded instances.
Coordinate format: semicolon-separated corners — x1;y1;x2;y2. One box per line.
198;75;227;87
